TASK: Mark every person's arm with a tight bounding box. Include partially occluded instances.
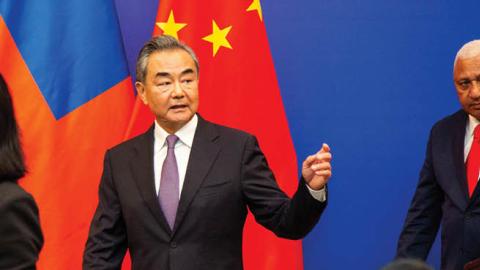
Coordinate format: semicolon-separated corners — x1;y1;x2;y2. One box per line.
241;135;329;240
397;130;443;259
83;151;127;270
0;188;43;270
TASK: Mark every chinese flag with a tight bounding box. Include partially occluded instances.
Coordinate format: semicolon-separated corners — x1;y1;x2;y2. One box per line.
126;0;303;269
0;1;134;269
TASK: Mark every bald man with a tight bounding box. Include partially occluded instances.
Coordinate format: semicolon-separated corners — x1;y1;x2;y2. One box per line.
397;40;480;270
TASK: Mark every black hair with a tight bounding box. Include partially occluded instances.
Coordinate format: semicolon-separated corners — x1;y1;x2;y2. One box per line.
0;74;26;182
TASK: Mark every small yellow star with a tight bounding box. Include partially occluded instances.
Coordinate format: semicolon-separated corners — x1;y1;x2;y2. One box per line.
156;10;187;39
202;20;233;57
246;0;263;21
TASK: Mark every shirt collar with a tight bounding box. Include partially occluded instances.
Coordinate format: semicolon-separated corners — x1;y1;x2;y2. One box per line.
154;114;198;148
466;114;480;138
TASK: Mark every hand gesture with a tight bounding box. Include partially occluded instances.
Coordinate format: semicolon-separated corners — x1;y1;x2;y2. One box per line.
302;143;332;190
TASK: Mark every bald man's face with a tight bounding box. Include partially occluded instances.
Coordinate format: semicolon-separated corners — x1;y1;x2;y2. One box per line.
454;54;480;120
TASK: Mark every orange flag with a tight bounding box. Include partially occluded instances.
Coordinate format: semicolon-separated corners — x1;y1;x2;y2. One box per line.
126;0;303;269
0;1;134;268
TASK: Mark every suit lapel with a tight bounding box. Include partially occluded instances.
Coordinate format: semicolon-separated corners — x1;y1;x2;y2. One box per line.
450;110;469;208
130;126;172;234
172;117;220;234
470;182;480;205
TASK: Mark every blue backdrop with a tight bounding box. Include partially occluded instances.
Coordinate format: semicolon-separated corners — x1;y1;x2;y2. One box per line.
114;1;480;269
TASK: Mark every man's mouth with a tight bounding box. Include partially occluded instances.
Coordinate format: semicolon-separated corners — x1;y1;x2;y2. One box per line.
170;104;188;110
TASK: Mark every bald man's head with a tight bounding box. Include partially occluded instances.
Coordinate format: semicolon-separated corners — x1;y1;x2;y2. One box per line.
454;40;480;120
454;40;480;70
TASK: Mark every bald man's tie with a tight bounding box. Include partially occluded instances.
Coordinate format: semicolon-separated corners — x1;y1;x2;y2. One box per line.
159;135;180;229
466;125;480;197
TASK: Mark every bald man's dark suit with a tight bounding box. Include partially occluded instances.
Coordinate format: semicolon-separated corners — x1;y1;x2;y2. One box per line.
397;110;480;270
83;116;326;270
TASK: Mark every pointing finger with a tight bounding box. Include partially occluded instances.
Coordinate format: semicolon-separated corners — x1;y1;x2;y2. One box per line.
318;143;330;153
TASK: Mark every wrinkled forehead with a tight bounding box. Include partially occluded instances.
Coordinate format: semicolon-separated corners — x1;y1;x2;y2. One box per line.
453;56;480;81
146;49;197;76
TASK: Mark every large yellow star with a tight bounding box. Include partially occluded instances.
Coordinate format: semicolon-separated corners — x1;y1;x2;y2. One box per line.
156;10;187;39
202;20;233;57
246;0;263;21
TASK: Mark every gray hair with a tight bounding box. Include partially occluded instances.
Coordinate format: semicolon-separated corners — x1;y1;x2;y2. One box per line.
135;35;199;83
454;39;480;70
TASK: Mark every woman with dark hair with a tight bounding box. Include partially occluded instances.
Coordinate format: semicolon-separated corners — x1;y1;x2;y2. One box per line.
0;74;43;269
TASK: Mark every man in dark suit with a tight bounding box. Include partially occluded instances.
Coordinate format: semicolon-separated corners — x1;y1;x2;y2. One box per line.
83;35;331;270
397;40;480;270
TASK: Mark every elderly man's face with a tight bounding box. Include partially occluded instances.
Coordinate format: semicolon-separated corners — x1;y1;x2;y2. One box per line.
136;49;199;133
455;54;480;120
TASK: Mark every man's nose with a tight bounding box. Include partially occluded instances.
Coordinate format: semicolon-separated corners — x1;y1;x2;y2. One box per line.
470;81;480;99
172;81;184;97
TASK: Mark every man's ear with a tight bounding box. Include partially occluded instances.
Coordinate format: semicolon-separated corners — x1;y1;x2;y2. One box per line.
135;81;148;105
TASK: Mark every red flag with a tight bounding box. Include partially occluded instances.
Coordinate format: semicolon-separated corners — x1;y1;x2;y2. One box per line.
126;0;303;269
0;1;134;268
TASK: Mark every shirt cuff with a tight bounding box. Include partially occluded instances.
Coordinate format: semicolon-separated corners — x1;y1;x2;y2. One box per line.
306;185;327;202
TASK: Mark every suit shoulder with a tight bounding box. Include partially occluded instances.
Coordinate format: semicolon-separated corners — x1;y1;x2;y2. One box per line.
209;121;255;142
0;181;35;207
430;109;466;134
0;182;43;266
0;182;40;229
106;128;153;156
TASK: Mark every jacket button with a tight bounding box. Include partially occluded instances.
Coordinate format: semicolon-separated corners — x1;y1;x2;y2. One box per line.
170;241;177;248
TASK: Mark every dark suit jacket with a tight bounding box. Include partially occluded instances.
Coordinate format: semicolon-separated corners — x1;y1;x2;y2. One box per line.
0;181;43;270
83;116;326;270
397;110;480;270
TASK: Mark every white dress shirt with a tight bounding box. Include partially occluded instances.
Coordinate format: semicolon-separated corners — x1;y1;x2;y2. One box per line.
153;114;326;202
154;115;198;196
464;114;480;162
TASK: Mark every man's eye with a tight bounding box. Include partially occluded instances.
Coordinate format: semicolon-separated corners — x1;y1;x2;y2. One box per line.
158;81;171;86
181;79;195;86
459;80;471;88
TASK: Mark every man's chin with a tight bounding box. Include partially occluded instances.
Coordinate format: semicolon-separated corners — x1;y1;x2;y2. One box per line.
169;113;194;124
467;110;480;121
